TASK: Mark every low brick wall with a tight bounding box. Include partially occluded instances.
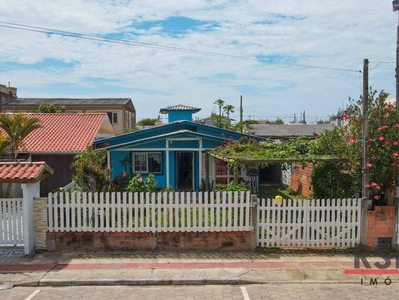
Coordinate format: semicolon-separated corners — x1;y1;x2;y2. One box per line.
47;231;252;252
366;206;396;249
289;163;313;196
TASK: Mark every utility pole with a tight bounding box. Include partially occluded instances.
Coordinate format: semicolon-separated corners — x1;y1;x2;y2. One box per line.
394;1;399;108
362;59;369;200
239;95;243;133
240;96;243;123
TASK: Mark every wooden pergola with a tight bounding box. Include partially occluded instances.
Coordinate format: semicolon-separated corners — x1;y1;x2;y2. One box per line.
208;152;344;186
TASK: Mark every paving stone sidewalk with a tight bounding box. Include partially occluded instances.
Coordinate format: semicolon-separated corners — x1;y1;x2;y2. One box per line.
1;247;398;287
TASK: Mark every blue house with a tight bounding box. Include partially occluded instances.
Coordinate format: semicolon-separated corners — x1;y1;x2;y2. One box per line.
93;104;263;191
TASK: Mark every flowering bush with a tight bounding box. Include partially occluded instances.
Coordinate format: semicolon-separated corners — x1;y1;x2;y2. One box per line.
313;89;399;204
112;171;131;191
126;174;157;193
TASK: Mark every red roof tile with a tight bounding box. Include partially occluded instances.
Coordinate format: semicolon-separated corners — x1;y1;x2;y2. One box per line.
1;113;112;154
0;162;54;183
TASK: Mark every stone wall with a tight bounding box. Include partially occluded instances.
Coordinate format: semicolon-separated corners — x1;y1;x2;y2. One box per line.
33;197;47;250
46;231;252;252
366;206;396;249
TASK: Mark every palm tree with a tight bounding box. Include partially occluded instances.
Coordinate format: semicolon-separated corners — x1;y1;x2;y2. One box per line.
223;104;235;126
213;99;225;127
0;113;42;160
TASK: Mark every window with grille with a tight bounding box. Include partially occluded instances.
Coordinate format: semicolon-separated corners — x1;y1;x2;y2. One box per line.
215;160;241;184
132;152;162;173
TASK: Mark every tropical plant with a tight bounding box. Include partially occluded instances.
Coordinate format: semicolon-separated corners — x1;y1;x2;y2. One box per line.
0;113;42;160
213;99;225;127
71;146;112;192
0;133;9;157
223;104;235;126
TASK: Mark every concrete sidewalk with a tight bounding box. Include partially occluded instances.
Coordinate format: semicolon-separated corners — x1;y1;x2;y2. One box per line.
0;249;397;287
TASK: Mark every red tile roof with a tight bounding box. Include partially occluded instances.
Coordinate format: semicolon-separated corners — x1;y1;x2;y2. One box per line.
0;162;54;183
2;113;112;154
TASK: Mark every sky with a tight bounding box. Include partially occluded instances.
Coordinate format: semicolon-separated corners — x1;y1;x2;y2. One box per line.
0;1;397;124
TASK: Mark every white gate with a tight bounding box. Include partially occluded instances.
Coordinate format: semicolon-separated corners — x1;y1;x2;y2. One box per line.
0;198;24;246
257;198;361;249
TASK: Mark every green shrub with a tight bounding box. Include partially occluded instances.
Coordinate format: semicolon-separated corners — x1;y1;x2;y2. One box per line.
127;174;157;193
215;182;249;192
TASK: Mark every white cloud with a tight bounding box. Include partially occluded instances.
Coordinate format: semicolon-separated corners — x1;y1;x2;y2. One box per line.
0;0;397;123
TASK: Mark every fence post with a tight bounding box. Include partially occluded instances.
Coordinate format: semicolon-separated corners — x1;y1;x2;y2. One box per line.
250;194;258;250
359;197;370;247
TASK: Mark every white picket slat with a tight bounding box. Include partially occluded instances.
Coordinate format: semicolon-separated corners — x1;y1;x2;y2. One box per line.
0;198;23;245
257;197;361;249
46;191;253;234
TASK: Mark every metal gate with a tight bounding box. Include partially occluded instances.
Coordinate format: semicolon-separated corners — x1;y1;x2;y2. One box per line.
0;198;24;246
257;198;361;249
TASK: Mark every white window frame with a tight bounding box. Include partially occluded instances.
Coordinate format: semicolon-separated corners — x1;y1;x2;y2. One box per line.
132;152;162;173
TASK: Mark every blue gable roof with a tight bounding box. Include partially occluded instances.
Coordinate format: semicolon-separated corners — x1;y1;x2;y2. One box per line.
93;120;263;150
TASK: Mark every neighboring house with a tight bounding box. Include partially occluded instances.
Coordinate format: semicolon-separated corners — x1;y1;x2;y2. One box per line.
247;123;336;188
2;113;115;196
0;84;17;104
0;89;136;135
247;123;336;140
93;105;264;191
195;115;234;127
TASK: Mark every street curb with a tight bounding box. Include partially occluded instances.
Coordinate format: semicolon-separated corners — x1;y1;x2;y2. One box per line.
14;278;264;287
10;278;375;287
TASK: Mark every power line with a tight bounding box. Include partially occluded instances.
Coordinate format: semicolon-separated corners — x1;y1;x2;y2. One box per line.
369;61;395;70
0;21;361;73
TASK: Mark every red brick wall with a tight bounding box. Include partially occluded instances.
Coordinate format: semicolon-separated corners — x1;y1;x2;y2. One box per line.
289;163;313;197
366;206;396;249
47;231;252;252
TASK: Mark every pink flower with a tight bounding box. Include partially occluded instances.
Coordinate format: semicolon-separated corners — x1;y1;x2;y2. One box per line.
374;195;380;200
394;152;399;157
393;141;399;146
396;124;399;128
379;136;385;141
367;163;372;168
378;125;388;130
365;184;371;188
349;138;355;144
137;177;143;183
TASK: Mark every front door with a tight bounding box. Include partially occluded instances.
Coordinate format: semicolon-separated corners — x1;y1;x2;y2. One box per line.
177;152;193;191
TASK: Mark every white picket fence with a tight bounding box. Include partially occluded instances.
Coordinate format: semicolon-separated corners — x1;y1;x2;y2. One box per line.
0;198;24;246
257;198;361;249
47;191;253;233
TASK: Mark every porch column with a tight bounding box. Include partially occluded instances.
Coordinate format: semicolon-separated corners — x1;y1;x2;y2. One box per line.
21;182;40;255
